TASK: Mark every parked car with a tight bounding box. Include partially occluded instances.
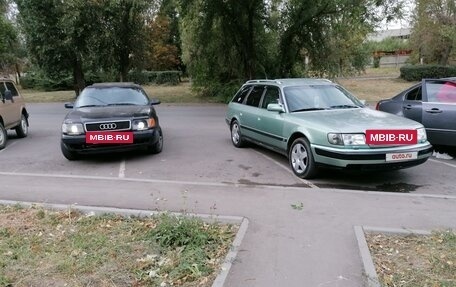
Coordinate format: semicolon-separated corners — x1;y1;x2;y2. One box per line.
225;79;433;179
0;78;29;150
377;78;456;147
61;82;163;160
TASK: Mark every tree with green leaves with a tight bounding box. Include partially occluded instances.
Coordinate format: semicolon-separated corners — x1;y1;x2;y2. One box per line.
410;0;456;65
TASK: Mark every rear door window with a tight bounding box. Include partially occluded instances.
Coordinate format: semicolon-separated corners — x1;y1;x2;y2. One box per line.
405;86;422;101
5;82;19;97
245;86;264;107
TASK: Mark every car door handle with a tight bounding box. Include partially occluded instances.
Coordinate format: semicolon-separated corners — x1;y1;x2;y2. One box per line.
402;105;412;110
425;108;442;114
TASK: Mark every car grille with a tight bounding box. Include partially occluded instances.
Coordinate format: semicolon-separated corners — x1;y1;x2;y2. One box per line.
84;120;131;132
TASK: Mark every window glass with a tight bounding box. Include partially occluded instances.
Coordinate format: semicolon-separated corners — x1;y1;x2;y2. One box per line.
285;85;361;112
0;82;6;97
5;82;18;97
261;86;280;109
245;86;264;107
405;86;422;101
426;81;456;103
75;87;149;107
232;86;252;104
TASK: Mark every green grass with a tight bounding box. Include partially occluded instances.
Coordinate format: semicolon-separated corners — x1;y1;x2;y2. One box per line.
366;230;456;287
0;205;237;287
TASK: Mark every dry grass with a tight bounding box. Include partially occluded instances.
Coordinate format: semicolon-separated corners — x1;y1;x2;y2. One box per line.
366;230;456;287
337;78;417;103
19;82;205;104
0;205;237;287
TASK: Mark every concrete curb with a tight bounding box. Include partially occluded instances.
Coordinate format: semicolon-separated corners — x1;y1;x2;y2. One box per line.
0;199;249;287
354;225;433;287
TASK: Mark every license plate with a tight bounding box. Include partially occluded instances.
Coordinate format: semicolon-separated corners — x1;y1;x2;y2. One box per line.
386;152;418;162
86;132;134;144
366;129;417;145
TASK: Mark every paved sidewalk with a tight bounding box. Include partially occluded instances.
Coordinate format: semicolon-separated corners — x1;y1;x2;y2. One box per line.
1;174;455;287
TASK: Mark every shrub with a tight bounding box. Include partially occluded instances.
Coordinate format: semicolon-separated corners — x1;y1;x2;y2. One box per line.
127;70;181;85
400;65;456;81
20;72;73;91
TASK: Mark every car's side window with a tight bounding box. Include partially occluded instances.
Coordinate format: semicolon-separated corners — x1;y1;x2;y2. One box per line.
245;85;264;107
233;86;252;104
405;86;422;101
5;82;19;97
0;82;6;98
434;81;456;103
261;86;280;109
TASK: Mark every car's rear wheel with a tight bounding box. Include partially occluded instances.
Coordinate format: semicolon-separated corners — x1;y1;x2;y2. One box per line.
289;137;318;179
15;114;28;138
61;142;79;160
230;120;245;148
0;122;7;150
146;127;163;154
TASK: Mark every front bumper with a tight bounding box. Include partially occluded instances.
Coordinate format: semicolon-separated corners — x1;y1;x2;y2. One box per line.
312;142;433;170
61;128;160;155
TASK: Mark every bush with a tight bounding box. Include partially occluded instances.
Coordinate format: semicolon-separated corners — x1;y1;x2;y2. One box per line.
400;65;456;81
20;72;72;91
194;80;241;103
127;70;181;85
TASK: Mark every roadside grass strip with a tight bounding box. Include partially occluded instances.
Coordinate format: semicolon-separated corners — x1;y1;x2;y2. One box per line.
355;226;456;287
0;202;247;287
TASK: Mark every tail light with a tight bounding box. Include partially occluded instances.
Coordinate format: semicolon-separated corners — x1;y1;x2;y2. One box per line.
375;102;380;110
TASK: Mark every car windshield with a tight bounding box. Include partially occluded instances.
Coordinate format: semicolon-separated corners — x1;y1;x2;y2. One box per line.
75;87;149;108
284;85;362;112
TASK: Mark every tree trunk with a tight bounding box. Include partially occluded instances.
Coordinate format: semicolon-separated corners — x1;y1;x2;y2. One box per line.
73;58;85;97
439;45;452;66
15;63;21;84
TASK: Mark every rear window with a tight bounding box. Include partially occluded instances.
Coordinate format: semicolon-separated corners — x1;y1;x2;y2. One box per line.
245;86;264;107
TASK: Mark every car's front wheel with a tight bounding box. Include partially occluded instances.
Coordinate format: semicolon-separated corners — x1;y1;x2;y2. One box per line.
230;120;245;148
15;114;28;138
0;122;7;150
289;137;318;179
61;142;79;160
146;127;163;154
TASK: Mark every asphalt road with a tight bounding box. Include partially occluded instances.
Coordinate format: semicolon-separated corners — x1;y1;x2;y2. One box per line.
1;103;455;196
1;103;456;287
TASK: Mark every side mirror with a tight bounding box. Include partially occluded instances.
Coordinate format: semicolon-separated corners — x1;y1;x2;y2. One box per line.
267;103;285;113
64;102;74;109
150;98;161;105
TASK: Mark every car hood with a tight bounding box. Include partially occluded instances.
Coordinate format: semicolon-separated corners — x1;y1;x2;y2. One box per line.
286;108;423;132
65;105;151;122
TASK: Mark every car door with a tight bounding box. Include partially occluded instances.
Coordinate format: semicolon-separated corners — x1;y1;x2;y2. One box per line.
401;84;423;123
4;81;21;125
421;79;456;145
256;85;286;150
239;85;265;141
0;81;15;127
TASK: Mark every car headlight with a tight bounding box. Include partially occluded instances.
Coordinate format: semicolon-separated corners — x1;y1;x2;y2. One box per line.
328;133;366;145
132;118;155;131
62;123;84;135
417;127;427;143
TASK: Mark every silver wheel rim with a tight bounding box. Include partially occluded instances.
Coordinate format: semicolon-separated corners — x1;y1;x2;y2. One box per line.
231;123;240;144
291;143;308;174
0;127;5;146
21;116;28;135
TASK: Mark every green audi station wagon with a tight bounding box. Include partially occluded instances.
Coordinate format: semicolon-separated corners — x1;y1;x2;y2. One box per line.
225;79;433;179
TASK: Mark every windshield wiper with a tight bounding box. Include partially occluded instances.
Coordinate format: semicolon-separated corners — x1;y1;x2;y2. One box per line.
292;108;327;112
329;104;360;109
78;104;105;108
107;103;136;106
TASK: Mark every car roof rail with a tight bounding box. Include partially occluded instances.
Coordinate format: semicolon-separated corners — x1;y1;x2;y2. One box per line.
245;79;282;84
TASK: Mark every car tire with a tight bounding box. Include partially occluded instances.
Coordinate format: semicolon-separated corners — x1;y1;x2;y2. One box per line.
15;114;28;138
0;122;7;150
61;142;79;160
230;120;245;148
146;127;163;154
289;137;318;179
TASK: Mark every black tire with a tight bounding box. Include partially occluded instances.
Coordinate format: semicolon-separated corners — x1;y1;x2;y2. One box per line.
230;120;245;148
15;114;28;138
288;137;318;179
0;122;7;150
61;141;79;160
146;127;163;154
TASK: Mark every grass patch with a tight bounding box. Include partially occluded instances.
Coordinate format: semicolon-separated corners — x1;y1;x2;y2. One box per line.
337;78;417;103
19;82;220;104
0;205;237;287
366;230;456;287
